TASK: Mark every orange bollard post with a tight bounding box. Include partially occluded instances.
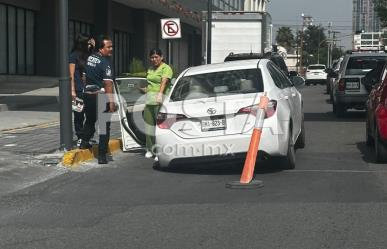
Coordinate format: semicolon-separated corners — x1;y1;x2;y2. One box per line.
226;93;269;189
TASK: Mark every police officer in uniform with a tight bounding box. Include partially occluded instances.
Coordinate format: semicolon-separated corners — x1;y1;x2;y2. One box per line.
79;35;115;164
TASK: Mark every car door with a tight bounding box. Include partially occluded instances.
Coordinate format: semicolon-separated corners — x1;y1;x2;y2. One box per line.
369;66;387;135
114;77;147;150
267;62;300;139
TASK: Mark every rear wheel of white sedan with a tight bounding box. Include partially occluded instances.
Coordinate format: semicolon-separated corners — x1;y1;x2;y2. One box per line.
279;126;296;170
374;127;387;163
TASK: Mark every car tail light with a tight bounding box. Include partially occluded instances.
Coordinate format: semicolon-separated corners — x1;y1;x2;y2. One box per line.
265;100;277;118
237;100;277;119
338;79;345;92
156;112;187;129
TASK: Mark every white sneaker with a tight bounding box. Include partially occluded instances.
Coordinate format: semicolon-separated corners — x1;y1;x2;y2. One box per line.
145;151;153;158
76;139;82;147
154;156;159;162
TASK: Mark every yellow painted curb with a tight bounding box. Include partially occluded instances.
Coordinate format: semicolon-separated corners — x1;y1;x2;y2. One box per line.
62;139;122;168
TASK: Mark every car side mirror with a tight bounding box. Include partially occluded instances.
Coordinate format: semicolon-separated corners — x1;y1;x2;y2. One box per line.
290;75;305;88
289;71;298;77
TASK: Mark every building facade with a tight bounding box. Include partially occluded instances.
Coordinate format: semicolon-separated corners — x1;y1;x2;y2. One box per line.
0;0;243;77
353;0;381;33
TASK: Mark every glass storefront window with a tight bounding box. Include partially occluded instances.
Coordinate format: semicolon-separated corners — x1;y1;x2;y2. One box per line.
0;4;35;75
113;30;131;76
0;5;6;74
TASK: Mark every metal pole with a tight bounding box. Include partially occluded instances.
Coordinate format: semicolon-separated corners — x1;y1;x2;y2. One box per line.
207;0;212;64
58;0;72;151
168;40;172;65
327;22;332;68
300;16;304;76
317;32;320;64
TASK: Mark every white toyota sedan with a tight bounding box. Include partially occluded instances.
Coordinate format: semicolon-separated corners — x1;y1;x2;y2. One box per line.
154;59;305;169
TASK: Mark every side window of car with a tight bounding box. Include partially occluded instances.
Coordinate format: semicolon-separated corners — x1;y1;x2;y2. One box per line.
381;65;387;83
274;66;293;88
267;62;284;89
268;62;292;88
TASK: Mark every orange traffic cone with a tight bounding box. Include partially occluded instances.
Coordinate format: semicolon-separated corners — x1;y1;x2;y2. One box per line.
226;93;269;189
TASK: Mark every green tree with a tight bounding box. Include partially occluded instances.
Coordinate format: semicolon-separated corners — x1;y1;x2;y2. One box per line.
374;0;387;27
303;25;326;55
300;25;327;65
275;27;295;51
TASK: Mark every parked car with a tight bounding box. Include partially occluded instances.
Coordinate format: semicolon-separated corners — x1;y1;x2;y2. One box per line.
305;64;327;85
326;57;344;96
152;59;306;169
332;52;387;117
365;62;387;162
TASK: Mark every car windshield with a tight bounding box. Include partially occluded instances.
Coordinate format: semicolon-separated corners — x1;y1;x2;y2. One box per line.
170;69;263;101
345;56;387;75
308;65;325;70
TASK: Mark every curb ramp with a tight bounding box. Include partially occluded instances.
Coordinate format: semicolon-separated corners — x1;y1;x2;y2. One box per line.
62;139;122;168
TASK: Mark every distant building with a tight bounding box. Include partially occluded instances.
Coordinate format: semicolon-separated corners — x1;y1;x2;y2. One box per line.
0;0;242;77
353;32;385;51
353;0;381;33
243;0;267;12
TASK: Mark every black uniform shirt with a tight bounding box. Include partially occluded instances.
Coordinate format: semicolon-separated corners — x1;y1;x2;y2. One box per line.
85;52;113;88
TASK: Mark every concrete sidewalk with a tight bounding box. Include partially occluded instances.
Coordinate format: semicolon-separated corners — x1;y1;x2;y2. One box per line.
0;79;127;197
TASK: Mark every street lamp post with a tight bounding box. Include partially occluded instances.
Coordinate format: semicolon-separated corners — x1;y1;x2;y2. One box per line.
58;0;72;151
299;14;313;75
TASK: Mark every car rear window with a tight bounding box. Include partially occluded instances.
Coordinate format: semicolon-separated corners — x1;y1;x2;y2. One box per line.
345;56;387;75
170;69;263;101
308;65;325;70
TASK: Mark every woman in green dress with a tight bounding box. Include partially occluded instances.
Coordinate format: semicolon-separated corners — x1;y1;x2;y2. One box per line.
143;48;173;161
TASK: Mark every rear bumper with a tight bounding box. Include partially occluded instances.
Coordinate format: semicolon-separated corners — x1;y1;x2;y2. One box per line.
305;74;327;80
155;127;288;167
335;93;368;108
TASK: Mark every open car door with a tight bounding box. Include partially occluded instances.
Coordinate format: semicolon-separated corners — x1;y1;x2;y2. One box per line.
114;77;147;151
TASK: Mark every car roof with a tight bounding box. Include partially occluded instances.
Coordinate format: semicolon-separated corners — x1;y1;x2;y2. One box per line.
346;52;387;58
183;59;265;76
224;53;263;61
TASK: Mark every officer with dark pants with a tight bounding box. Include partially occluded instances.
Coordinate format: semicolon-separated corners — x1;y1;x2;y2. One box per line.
80;35;115;164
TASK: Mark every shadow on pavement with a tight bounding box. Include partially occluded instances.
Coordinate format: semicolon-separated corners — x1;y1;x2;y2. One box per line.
356;141;375;164
0;95;59;112
304;111;366;122
153;158;283;176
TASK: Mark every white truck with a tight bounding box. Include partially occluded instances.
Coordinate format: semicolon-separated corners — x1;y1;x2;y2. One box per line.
202;11;272;64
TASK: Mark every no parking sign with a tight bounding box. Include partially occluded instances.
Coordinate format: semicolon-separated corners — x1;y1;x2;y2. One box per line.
161;18;181;39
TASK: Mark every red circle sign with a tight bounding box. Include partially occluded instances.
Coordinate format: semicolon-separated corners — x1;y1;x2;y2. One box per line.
163;20;179;37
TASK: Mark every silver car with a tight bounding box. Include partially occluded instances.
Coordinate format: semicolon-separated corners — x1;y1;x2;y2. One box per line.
154;59;305;168
332;52;387;117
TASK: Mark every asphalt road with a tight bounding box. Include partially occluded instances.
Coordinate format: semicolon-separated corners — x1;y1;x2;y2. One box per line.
1;85;387;249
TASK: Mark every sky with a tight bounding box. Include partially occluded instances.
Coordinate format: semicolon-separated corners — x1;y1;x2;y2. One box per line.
267;0;353;50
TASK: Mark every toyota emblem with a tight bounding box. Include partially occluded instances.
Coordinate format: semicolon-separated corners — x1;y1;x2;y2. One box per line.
207;108;216;115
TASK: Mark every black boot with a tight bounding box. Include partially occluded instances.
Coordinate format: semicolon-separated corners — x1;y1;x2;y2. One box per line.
98;154;108;164
79;140;92;149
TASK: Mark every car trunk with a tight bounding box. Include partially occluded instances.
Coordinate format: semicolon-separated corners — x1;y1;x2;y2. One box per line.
161;93;265;139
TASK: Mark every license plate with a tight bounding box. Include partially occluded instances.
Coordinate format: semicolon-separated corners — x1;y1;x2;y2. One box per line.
346;81;359;89
201;118;226;131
